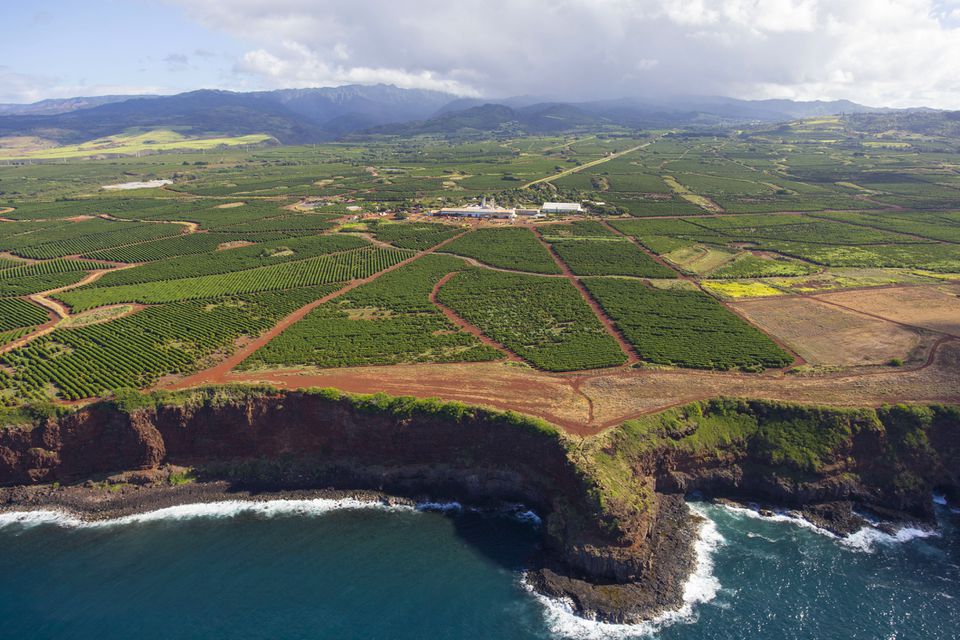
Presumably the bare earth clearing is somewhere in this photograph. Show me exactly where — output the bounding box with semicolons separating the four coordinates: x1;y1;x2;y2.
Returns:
731;296;932;367
219;337;960;436
815;284;960;337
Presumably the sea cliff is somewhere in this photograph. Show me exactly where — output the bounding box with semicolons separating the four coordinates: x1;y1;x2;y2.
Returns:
1;387;958;623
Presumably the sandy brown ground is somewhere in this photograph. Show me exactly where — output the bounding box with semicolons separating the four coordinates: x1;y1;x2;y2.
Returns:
731;296;931;367
814;284;960;337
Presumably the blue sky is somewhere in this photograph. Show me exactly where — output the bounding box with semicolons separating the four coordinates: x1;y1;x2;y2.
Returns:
2;0;960;107
0;1;243;102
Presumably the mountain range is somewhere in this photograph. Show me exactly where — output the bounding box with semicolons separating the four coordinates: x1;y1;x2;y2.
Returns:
0;84;919;146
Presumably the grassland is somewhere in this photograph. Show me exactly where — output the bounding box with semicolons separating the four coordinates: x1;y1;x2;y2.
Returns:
0;129;274;161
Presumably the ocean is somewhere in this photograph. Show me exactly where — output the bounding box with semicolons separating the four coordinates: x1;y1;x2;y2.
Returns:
0;498;957;639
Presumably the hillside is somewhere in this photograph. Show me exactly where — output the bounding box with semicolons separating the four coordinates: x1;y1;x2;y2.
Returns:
0;86;897;151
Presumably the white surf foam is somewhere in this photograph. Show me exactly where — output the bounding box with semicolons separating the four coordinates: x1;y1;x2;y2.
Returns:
933;494;948;506
714;502;939;553
0;509;84;529
526;502;724;639
0;498;412;530
718;503;839;539
840;525;940;553
511;509;544;526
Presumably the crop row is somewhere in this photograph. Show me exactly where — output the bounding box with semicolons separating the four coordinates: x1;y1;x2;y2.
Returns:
436;270;626;371
0;273;89;297
366;222;462;250
0;258;105;279
89;234;371;288
1;220;184;259
242;254;501;369
0;285;341;402
442;228;561;274
83;233;235;263
0;298;50;332
57;246;413;311
582;278;793;371
547;238;677;278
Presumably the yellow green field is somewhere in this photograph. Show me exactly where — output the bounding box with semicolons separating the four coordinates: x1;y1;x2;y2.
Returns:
702;281;785;299
0;129;275;160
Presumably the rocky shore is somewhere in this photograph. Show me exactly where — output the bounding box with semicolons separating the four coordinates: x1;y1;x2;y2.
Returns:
1;387;958;623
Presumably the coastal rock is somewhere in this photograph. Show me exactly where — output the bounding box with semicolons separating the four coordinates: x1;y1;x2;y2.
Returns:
0;390;958;623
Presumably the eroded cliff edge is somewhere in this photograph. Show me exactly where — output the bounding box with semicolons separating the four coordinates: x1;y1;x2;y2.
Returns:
1;387;958;623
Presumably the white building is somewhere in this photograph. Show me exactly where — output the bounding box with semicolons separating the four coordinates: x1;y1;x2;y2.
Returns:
435;197;516;220
437;206;515;219
541;202;583;214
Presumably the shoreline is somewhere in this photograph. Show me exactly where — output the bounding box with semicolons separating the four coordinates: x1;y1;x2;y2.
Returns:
0;475;711;632
0;479;466;524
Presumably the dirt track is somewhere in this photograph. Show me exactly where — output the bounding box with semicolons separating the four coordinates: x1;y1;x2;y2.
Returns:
219;336;960;436
429;272;521;361
531;226;639;365
167;232;469;389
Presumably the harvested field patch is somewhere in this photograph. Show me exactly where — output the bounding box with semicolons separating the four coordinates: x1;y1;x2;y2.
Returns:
815;284;960;337
731;296;929;366
59;304;141;328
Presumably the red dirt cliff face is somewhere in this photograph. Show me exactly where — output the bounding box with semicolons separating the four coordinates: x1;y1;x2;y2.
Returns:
1;391;958;624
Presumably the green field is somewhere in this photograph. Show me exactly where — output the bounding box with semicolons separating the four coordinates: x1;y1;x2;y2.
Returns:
241;255;502;369
436;270;627;371
0;129;274;161
1;113;959;407
583;279;793;370
442;227;561;274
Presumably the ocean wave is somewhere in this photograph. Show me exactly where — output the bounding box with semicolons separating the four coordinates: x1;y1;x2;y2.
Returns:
840;525;940;553
0;497;548;531
511;509;543;526
525;502;724;639
714;502;939;553
717;503;839;539
0;498;414;530
933;494;948;506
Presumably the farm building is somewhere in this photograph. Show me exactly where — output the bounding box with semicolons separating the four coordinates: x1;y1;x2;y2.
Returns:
435;206;515;219
435;199;516;219
541;202;583;214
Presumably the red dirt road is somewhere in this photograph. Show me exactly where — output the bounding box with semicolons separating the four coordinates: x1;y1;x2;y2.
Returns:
531;226;640;365
167;232;468;390
429;272;521;361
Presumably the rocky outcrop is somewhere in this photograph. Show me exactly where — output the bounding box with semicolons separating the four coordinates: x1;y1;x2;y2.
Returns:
0;389;958;623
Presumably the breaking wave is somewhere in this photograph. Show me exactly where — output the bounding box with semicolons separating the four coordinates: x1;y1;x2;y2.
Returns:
0;498;416;530
526;502;724;639
715;502;940;553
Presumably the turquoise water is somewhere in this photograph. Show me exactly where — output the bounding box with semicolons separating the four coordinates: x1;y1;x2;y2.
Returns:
0;499;957;639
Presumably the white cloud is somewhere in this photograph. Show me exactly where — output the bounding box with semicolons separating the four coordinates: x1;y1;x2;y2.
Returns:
233;41;480;95
0;67;169;104
159;0;960;107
